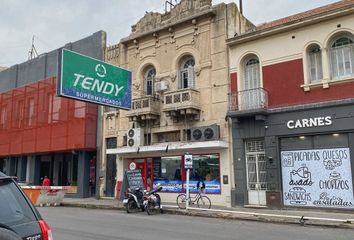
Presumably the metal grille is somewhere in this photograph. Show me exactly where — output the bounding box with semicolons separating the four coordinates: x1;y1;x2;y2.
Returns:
165;95;172;104
106;137;117;149
174;94;181;103
245;139;267;191
182;92;190;102
134;101;142;109
246;140;264;152
142;99;149;108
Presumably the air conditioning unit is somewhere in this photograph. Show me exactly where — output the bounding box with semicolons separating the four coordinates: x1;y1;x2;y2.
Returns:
127;128;144;147
154;80;169;93
191;124;220;142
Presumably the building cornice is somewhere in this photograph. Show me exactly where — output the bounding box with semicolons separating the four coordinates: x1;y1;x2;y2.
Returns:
121;9;216;44
227;6;354;46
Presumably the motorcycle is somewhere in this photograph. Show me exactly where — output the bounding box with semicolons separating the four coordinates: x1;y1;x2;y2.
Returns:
143;185;163;215
123;187;145;213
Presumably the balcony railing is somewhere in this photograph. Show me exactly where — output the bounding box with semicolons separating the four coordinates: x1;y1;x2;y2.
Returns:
162;88;200;113
229;88;268;112
126;96;160;119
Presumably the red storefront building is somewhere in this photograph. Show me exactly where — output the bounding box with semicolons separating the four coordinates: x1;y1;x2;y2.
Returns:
0;31;105;197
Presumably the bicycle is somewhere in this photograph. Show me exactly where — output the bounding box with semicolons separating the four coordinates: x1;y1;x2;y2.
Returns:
176;187;211;209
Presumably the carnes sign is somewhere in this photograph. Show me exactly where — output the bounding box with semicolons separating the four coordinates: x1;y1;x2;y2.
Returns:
58;49;132;109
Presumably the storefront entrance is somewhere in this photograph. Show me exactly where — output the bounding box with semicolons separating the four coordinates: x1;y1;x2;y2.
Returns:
106;154;116;197
129;158;154;190
245;139;267;206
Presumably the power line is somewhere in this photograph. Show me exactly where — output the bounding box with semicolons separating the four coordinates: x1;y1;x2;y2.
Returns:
33;34;53;49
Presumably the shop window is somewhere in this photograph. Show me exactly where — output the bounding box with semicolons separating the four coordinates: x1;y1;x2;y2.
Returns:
330;35;354;80
151;154;221;194
281;133;348;151
280;136;312;151
189;154;221;194
155;156;181;180
307;45;323;82
179;56;195;89
153;156;182;192
313;133;348;149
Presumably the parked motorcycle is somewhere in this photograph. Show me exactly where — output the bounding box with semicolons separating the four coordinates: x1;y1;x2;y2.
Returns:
143;185;163;215
123;187;145;213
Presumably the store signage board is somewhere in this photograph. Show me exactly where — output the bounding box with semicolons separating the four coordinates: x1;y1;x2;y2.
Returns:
184;154;193;169
125;169;144;190
286;116;332;129
57;49;132;109
119;169;144;201
281;148;354;209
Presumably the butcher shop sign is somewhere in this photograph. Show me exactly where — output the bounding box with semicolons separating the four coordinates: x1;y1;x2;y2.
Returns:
281;148;354;209
286;116;332;129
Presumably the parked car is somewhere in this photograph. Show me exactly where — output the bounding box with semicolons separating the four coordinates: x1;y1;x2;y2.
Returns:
0;171;53;240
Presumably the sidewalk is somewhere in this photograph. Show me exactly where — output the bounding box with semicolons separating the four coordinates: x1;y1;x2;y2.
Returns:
60;197;354;229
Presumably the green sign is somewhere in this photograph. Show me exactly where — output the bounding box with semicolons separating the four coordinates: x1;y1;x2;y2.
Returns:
58;49;132;109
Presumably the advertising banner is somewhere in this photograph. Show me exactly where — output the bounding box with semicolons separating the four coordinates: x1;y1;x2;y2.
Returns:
281;148;354;209
153;180;221;194
153;180;182;193
58;49;132;109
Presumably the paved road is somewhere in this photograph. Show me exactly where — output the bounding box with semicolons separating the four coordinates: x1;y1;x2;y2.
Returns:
39;207;353;240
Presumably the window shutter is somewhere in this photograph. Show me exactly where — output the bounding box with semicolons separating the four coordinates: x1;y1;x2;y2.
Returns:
151;80;154;96
177;70;182;89
330;49;337;79
187;66;194;88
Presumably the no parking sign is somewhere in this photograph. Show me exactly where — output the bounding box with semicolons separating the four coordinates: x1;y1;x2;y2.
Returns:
184;154;193;169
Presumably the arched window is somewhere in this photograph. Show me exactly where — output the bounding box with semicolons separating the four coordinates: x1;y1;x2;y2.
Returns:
179;56;195;89
144;67;156;95
240;55;262;110
244;57;260;90
330;35;354;79
307;45;323;82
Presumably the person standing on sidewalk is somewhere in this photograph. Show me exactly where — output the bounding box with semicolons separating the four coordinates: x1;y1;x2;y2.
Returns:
42;176;50;186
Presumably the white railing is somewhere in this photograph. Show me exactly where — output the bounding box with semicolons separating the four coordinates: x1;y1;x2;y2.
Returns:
229;88;268;111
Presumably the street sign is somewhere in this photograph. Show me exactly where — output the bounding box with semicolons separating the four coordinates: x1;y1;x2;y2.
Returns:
184;154;193;169
57;49;132;109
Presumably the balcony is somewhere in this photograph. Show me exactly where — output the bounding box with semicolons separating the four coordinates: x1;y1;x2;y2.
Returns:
228;88;268;117
126;96;160;122
162;89;201;121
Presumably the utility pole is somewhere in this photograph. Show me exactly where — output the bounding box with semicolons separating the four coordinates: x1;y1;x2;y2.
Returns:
28;35;38;60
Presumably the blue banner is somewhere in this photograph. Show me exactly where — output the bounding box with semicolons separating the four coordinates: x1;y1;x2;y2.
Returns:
153;180;221;194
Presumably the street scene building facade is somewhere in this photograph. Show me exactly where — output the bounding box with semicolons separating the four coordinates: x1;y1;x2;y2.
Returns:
228;0;354;209
102;0;253;205
0;31;106;197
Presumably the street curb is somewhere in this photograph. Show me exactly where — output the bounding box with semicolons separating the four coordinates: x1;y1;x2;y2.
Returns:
60;202;354;230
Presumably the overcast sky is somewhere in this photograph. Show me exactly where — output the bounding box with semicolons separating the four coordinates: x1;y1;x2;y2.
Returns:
0;0;338;67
